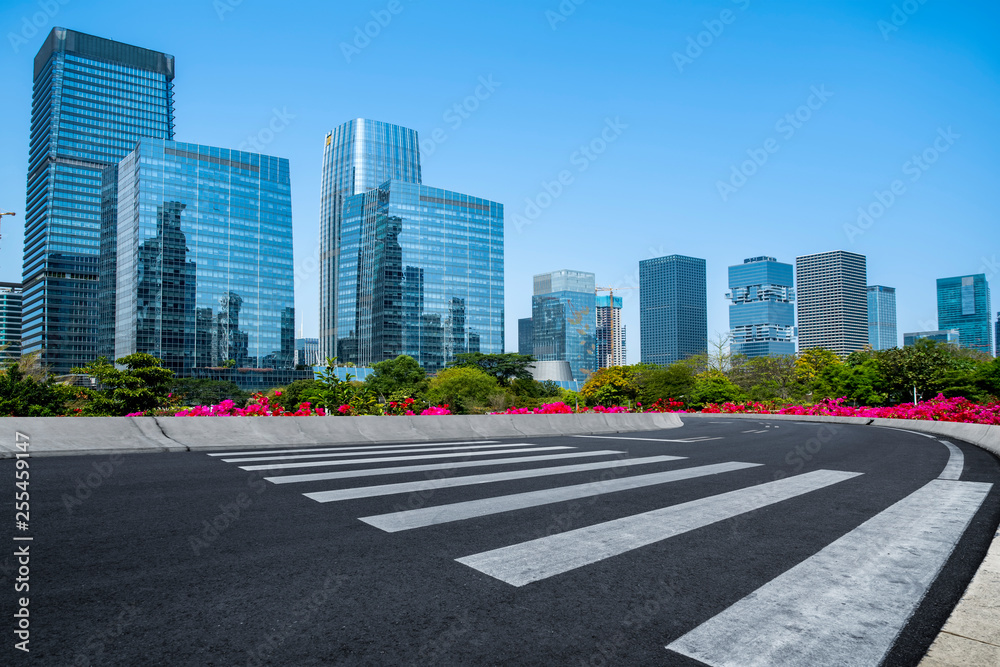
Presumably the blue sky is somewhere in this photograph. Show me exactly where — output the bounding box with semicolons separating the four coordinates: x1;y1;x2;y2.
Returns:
1;0;997;358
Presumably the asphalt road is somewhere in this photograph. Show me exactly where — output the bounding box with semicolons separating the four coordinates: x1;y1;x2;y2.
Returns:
2;418;998;666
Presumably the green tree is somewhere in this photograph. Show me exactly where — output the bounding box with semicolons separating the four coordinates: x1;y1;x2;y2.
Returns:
72;353;175;416
728;355;798;401
689;370;744;408
450;353;535;386
0;365;69;416
975;358;1000;399
635;362;696;407
874;340;954;403
580;366;639;406
426;366;498;412
365;355;428;398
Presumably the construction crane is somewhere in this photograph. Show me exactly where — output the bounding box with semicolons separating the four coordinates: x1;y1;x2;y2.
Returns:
594;286;637;368
0;210;14;243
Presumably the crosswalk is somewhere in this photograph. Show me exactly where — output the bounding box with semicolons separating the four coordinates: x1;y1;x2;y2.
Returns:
209;435;992;665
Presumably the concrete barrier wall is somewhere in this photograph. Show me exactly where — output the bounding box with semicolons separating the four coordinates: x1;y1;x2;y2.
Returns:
682;413;1000;458
0;412;683;457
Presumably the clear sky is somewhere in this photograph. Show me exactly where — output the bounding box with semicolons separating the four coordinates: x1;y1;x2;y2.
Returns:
1;0;997;358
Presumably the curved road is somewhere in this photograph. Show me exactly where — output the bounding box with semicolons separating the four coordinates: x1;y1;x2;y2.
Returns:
2;418;998;665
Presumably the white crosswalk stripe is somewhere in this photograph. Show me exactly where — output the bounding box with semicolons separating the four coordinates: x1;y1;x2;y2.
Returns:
208;440;501;457
456;470;862;586
666;479;992;667
222;442;547;463
236;446;573;471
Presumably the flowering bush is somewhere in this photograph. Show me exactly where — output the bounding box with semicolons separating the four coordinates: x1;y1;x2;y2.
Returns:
176;393;325;417
420;405;451;415
703;394;1000;425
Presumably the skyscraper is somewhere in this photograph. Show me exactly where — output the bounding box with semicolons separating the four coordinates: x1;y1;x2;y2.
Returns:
937;274;993;355
596;295;626;368
532;270;596;381
726;256;795;358
23;28;175;373
903;330;959;347
0;283;23;362
518;317;534;356
335;181;503;372
867;285;897;350
319;119;422;361
795;251;868;356
639;255;707;366
113;139;296;383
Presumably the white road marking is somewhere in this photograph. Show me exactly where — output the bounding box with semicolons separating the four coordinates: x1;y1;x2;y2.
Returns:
572;435;722;443
937;441;964;480
237;446;572;471
223;442;542;463
265;450;630;484
208;440;500;456
873;426;937;438
666;479;992;667
359;461;762;532
302;456;681;503
457;469;862;587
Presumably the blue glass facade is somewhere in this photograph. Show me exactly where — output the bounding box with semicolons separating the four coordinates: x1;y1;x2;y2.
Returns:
518;317;534;356
319;119;422;361
904;330;959;347
727;256;795;358
0;283;23;362
867;285;897;350
937;274;993;355
640;255;707;366
23;28;175;373
335;180;503;371
532;270;596;381
112;139;296;382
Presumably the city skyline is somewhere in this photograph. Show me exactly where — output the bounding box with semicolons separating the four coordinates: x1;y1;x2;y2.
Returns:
1;2;997;364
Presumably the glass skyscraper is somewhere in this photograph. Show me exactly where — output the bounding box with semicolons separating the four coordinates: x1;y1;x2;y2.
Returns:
727;256;795;358
596;295;626;368
335;180;503;372
795;251;868;356
319;119;422;362
532;270;596;382
23;28;175;373
0;283;23;362
867;285;897;350
937;274;993;355
518;317;534;356
639;255;707;366
111;139;296;382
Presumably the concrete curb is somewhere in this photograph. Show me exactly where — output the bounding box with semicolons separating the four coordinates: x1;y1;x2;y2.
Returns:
682;412;1000;666
0;412;683;457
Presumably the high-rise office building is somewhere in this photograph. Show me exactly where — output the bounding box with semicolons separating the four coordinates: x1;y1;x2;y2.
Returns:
996;313;999;357
726;256;795;358
295;338;320;367
532;270;596;381
23;28;175;373
518;317;534;357
904;330;959;347
937;274;993;355
0;283;23;362
867;285;897;350
795;251;868;356
319;119;422;361
112;139;296;383
335;180;503;371
640;255;707;366
596;295;626;368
